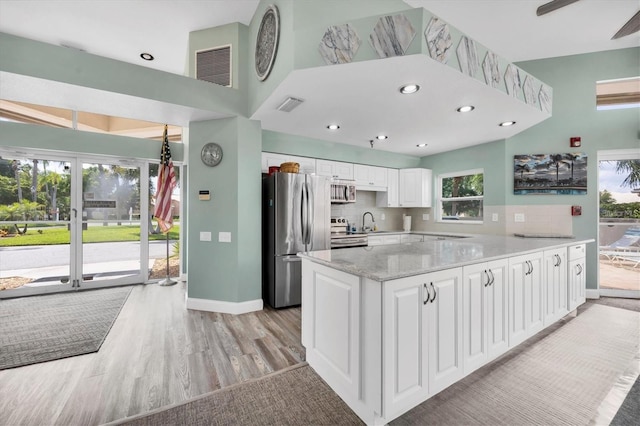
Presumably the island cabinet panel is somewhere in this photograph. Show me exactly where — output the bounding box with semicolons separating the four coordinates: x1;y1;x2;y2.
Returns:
568;244;586;310
427;268;464;395
462;259;509;375
301;262;361;401
543;248;568;326
508;252;544;347
382;277;429;419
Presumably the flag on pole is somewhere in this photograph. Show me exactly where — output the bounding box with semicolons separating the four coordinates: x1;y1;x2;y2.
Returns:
154;124;177;233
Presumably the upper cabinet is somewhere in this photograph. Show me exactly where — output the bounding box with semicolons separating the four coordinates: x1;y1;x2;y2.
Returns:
261;152;316;174
377;168;399;207
399;169;432;208
353;164;387;190
316;159;354;180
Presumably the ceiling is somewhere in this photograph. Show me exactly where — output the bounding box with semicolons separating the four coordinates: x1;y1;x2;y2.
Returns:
0;0;638;156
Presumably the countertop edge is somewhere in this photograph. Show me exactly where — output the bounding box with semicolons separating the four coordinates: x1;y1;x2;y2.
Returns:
298;237;595;282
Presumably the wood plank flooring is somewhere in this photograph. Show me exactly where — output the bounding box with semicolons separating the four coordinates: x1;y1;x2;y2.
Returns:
0;283;305;425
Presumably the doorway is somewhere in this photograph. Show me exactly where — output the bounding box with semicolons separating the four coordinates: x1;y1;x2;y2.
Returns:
597;149;640;299
0;150;153;298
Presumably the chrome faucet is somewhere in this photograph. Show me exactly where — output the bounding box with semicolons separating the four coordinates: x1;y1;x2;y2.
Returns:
362;211;375;232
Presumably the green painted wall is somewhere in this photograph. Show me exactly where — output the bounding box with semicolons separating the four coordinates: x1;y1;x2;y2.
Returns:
419;47;640;290
0;32;244;118
187;117;262;302
419;139;507;207
262;130;420;168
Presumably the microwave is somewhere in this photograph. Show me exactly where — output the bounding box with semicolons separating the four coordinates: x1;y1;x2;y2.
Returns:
330;181;356;203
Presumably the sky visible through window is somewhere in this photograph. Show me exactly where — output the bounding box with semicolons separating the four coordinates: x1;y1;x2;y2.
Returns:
599;160;639;204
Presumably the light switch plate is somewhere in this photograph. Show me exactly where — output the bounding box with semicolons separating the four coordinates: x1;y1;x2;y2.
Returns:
492;213;499;222
219;232;232;243
514;213;525;223
199;231;212;241
381;213;386;220
422;213;429;221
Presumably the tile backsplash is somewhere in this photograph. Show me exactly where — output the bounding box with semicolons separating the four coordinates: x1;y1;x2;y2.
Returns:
330;191;407;232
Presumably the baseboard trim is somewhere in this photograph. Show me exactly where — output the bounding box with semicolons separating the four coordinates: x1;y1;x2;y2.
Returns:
186;297;263;315
586;289;600;299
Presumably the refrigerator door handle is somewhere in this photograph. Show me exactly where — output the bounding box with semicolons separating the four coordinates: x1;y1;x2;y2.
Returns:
306;181;314;250
301;182;308;246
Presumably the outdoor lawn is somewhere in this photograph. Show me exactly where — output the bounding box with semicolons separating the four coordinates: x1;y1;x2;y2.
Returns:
0;224;179;246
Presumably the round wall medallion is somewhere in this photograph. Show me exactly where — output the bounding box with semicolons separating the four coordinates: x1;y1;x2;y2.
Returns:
255;4;280;81
201;142;223;167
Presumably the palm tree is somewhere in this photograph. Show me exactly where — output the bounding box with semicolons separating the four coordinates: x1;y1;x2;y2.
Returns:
614;160;640;189
548;154;567;186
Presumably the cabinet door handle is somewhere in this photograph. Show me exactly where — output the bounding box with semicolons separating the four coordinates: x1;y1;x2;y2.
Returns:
576;264;583;275
488;269;495;286
429;283;437;303
423;283;430;305
484;270;490;287
557;254;562;267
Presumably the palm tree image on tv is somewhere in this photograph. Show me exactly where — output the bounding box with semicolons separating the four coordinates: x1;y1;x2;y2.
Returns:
514;153;587;195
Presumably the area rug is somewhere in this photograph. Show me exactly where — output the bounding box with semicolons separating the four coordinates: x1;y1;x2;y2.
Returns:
112;304;639;426
0;286;132;370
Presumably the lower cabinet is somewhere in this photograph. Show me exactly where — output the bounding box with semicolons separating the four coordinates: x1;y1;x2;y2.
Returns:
401;234;423;243
462;259;509;375
383;268;463;419
508;252;544;347
543;248;568;326
568;244;586;310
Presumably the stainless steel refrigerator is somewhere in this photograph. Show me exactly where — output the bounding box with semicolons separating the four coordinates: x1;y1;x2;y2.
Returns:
263;173;330;308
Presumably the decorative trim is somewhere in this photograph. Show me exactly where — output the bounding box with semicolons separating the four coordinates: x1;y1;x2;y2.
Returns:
186;296;263;315
586;289;600;299
599;289;640;299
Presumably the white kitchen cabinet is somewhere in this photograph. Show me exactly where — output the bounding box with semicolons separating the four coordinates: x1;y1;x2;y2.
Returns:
316;159;354;180
508;252;543;347
398;168;432;207
354;164;388;190
383;267;463;419
401;234;423;243
261;152;316;174
543;248;568;326
568;244;586;311
368;234;402;246
462;259;509;375
377;168;399;207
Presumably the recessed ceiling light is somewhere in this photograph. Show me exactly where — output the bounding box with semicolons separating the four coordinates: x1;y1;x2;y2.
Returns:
456;105;475;113
416;143;428;147
499;121;516;127
140;52;154;61
376;135;388;140
327;124;340;130
400;84;420;94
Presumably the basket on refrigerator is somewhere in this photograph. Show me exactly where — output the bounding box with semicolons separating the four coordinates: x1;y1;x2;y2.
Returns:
279;162;300;173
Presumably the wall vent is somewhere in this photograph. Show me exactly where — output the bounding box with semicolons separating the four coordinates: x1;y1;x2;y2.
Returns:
276;97;304;112
196;45;231;87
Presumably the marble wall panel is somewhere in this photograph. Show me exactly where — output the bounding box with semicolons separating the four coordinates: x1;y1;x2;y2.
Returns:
539;84;553;114
425;17;453;64
482;51;501;88
369;14;416;58
319;24;361;65
456;36;479;77
523;76;539;107
504;64;522;98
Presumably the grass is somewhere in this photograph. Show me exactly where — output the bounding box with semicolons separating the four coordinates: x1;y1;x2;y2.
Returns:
0;224;179;247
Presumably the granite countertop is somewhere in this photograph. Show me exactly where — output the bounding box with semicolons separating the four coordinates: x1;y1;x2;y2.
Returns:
298;235;594;282
365;230;475;238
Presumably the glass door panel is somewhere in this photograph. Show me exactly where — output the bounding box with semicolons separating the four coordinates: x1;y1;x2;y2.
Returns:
598;155;640;298
80;161;146;287
0;154;74;297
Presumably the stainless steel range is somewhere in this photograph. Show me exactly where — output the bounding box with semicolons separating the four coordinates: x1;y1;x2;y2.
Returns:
331;217;368;249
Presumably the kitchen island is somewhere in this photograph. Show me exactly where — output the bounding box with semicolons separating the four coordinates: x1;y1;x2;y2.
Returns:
299;235;593;425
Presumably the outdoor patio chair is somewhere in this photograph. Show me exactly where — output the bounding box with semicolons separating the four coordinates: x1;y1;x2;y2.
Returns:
599;226;640;265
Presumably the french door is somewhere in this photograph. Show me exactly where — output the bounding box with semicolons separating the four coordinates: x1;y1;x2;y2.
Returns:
0;149;150;298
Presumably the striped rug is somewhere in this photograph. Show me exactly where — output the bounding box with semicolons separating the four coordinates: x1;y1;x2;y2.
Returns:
113;303;639;425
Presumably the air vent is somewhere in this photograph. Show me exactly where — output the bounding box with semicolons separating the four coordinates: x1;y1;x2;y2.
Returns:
276;97;304;112
196;46;231;87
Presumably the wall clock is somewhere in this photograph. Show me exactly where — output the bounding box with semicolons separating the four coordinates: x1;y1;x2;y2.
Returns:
201;142;223;167
255;4;280;81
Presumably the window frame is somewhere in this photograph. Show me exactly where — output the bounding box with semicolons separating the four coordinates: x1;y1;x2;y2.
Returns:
436;168;484;224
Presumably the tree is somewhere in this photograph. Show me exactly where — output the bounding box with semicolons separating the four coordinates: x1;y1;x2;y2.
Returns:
614;160;640;189
600;190;616;206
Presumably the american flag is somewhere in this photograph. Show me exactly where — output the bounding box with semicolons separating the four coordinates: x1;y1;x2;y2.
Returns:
154;124;177;233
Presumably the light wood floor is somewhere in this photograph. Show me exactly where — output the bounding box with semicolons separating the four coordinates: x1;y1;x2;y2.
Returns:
0;283;305;425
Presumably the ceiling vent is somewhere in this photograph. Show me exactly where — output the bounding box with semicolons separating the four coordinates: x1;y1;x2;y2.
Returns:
196;45;231;87
276;97;304;112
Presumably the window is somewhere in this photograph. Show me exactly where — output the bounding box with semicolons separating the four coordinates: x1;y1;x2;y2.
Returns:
596;77;640;111
437;169;484;223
